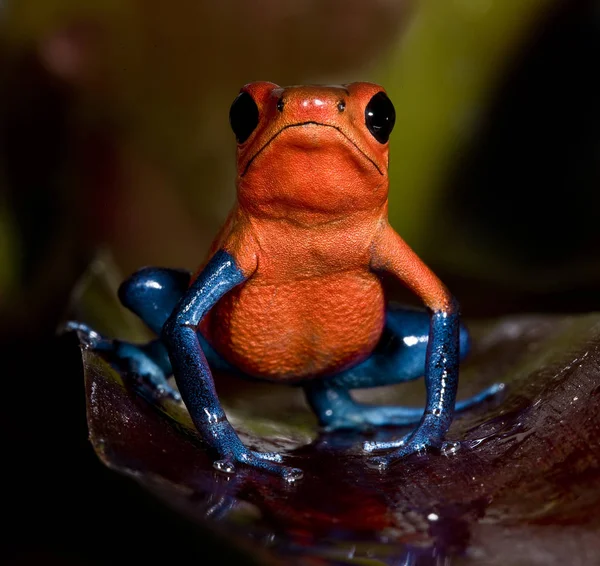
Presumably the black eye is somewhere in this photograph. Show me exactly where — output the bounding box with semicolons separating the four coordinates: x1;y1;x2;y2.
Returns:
229;92;259;143
365;92;395;144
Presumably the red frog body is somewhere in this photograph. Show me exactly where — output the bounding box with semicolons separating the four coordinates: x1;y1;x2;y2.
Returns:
200;83;448;383
200;207;386;382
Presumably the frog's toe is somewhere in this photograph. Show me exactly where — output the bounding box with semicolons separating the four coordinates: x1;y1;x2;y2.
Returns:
167;387;181;402
281;466;304;483
213;451;303;482
363;432;410;453
251;450;284;463
247;452;303;482
365;433;439;470
152;382;182;402
365;455;392;471
132;370;181;403
60;321;106;349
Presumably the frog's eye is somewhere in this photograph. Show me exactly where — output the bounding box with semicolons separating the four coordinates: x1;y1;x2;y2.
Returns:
365;92;396;144
229;92;259;144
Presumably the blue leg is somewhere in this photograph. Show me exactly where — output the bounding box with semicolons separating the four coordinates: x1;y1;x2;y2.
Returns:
67;267;190;401
118;267;237;371
68;259;300;479
66;267;232;402
162;250;303;481
304;306;501;432
63;317;182;401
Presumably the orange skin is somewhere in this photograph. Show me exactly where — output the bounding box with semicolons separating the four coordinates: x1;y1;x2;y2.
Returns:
197;82;454;383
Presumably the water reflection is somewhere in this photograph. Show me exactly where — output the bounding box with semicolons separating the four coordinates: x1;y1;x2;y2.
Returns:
79;310;600;564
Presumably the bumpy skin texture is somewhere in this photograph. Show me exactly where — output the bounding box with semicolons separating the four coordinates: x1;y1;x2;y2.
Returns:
73;82;501;479
201;83;451;382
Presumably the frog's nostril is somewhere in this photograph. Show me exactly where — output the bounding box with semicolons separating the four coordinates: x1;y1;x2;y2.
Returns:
337;100;346;113
276;97;285;112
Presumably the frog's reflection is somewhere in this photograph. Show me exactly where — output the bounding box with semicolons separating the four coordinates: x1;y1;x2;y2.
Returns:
184;476;464;566
147;428;483;566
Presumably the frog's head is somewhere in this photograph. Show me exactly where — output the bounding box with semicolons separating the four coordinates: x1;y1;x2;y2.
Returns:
229;81;395;218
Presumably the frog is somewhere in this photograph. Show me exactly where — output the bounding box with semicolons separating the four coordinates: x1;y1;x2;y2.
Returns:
68;82;501;481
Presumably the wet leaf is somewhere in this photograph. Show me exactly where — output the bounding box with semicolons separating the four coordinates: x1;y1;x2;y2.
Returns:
72;301;600;565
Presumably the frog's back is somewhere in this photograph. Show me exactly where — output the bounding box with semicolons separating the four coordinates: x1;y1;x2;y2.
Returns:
200;213;386;382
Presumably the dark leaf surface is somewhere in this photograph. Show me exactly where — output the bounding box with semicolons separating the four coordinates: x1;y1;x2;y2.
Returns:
75;309;600;565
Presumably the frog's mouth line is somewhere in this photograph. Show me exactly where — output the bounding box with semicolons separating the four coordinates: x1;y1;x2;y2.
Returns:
241;122;384;177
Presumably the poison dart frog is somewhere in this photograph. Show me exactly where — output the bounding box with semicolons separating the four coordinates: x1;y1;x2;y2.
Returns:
69;82;501;481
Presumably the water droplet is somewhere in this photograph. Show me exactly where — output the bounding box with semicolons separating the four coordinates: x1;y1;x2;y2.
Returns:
441;441;461;456
213;460;236;474
366;457;389;471
283;468;304;483
415;443;428;456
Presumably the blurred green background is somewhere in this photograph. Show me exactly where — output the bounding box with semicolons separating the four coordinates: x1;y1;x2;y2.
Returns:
2;0;599;339
1;1;599;564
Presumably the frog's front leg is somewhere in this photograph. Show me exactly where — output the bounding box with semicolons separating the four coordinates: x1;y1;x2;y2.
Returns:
364;305;460;468
162;249;303;482
357;224;502;469
304;306;500;431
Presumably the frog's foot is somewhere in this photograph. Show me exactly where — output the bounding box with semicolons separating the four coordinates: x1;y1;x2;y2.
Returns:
212;450;303;483
62;321;180;402
205;422;303;482
304;381;503;432
304;383;412;431
109;340;181;402
361;382;504;454
365;421;443;470
61;321;105;349
362;384;506;469
304;385;433;432
322;403;425;431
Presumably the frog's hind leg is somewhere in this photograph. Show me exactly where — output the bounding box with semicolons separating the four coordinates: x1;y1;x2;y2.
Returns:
68;267;237;401
67;268;191;401
303;306;501;431
67;322;180;401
